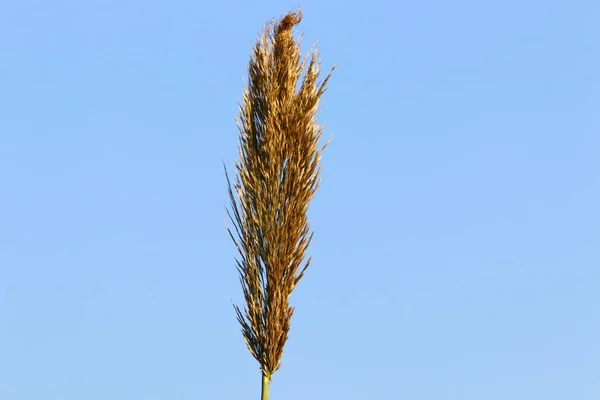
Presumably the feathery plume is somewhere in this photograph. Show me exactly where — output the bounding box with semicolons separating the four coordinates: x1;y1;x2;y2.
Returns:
225;8;335;400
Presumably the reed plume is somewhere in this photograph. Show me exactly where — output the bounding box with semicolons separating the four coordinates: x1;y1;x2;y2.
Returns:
225;8;334;400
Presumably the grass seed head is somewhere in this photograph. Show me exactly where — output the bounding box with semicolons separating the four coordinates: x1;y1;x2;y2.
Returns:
226;8;334;379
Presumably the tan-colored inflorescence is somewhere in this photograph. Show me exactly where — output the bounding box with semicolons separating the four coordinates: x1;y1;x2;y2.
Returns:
226;9;334;381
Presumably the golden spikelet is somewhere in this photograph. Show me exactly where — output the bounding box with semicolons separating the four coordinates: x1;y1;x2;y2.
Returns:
225;8;335;385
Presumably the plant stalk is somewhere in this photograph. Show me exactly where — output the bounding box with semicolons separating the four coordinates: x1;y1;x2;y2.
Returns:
261;373;270;400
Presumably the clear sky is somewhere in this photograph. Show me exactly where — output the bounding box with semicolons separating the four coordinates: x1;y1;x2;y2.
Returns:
0;1;598;399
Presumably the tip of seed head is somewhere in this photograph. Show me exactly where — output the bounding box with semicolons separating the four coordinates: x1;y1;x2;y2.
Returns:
276;9;302;35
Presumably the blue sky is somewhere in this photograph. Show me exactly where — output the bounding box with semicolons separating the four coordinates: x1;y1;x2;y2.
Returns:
0;0;598;399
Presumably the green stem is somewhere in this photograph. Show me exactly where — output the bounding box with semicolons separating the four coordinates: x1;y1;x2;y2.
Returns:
261;373;270;400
